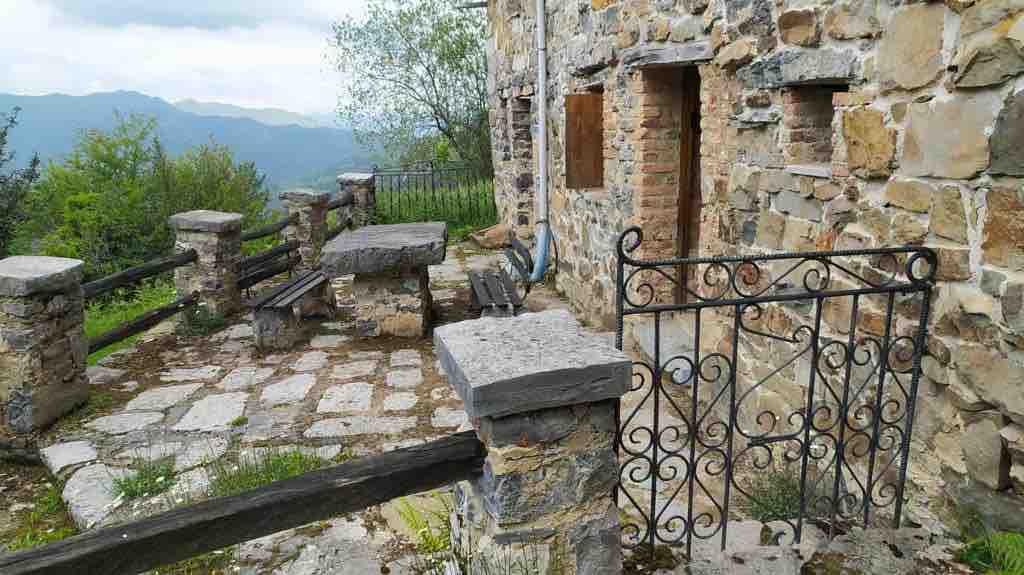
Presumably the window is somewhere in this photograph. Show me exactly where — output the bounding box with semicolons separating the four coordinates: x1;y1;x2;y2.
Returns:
781;86;846;176
565;93;604;188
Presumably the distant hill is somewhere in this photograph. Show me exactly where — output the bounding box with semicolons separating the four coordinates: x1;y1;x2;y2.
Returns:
0;91;378;193
173;99;333;129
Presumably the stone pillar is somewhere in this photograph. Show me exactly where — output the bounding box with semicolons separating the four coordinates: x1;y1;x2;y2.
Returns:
435;310;631;574
0;256;89;433
338;173;376;226
281;189;329;272
169;210;243;318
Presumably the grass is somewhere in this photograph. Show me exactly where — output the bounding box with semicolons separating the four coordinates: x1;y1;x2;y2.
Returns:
206;449;334;498
958;531;1024;574
375;179;498;242
113;458;177;500
69;390;116;421
398;493;564;575
5;480;77;552
85;280;177;365
229;415;248;427
740;468;805;523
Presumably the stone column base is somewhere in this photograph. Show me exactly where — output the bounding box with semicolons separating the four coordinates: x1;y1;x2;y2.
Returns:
352;268;431;338
254;306;302;352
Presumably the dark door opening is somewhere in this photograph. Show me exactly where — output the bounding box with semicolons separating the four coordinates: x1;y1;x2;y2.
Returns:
676;67;702;303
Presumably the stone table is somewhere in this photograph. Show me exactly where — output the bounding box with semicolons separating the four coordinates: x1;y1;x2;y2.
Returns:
322;222;447;338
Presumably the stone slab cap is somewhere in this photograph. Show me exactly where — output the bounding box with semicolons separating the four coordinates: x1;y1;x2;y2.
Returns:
337;173;375;185
321;222;447;276
169;210;244;233
434;309;632;419
0;256;83;297
280;188;329;206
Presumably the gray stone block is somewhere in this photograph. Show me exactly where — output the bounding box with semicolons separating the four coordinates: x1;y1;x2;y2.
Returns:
0;256;83;297
321;223;448;275
434;310;631;418
168;210;243;233
337;173;375;185
621;40;713;68
280;188;329;205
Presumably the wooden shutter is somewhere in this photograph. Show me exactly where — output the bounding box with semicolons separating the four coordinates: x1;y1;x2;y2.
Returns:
565;93;604;189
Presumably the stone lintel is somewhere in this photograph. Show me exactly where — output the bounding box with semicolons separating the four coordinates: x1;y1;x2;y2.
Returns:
322;223;447;276
434;310;631;419
621;40;713;69
281;188;330;206
169;210;243;234
0;256;84;297
337;173;375;186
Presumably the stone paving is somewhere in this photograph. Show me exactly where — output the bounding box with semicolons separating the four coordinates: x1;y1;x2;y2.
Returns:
35;243;541;574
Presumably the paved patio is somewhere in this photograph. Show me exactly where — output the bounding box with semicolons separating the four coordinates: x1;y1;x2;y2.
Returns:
34;243;569;574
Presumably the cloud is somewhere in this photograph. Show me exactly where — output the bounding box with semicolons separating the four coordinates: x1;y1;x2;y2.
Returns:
0;0;363;115
39;0;357;31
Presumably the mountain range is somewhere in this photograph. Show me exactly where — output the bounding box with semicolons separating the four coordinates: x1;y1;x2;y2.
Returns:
0;91;377;192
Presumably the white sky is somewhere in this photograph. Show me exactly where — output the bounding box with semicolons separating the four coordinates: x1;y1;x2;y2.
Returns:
0;0;366;115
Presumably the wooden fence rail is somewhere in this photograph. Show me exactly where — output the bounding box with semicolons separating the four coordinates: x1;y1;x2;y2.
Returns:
87;292;199;355
327;189;354;212
82;250;198;300
239;240;299;273
240;214;297;243
0;432;486;575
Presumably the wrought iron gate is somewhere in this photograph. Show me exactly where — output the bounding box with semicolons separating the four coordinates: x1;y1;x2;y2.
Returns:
613;226;936;558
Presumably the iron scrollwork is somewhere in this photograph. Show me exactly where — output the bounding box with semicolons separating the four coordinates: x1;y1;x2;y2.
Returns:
614;226;935;560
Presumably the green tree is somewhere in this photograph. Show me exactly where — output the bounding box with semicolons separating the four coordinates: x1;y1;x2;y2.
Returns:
14;114;269;279
331;0;492;176
0;108;40;257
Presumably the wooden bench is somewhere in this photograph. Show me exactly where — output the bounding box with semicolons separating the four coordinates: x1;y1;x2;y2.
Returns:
468;237;535;318
250;269;336;351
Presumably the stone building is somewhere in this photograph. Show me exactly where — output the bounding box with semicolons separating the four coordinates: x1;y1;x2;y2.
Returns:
484;0;1024;534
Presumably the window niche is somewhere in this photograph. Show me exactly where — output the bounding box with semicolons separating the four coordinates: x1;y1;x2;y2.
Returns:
781;85;847;178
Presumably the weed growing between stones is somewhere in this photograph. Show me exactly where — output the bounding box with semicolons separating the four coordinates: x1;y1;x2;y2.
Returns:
113;458;176;500
69;390;116;421
229;415;248;427
4;479;77;552
957;531;1024;574
398;494;566;575
149;546;237;575
206;449;330;498
740;468;804;523
180;304;227;337
622;544;679;574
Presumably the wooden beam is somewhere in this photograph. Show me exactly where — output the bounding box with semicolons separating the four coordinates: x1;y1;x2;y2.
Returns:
240;214;296;243
82;250;197;300
0;432;485;575
87;293;198;355
237;258;297;292
239;241;298;272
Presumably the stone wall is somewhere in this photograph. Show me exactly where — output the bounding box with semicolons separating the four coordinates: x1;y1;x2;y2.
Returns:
486;0;1024;532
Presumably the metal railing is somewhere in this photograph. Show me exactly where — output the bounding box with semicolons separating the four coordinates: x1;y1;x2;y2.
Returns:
613;226;936;559
372;161;494;224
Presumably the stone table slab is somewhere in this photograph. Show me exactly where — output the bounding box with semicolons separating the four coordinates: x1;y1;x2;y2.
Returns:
321;223;447;276
434;309;632;418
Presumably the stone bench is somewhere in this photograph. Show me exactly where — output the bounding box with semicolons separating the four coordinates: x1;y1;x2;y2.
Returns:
434;309;631;573
321;222;447;338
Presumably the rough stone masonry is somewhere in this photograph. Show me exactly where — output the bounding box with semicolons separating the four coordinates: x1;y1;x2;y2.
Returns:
486;0;1024;534
436;310;632;574
0;256;88;433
